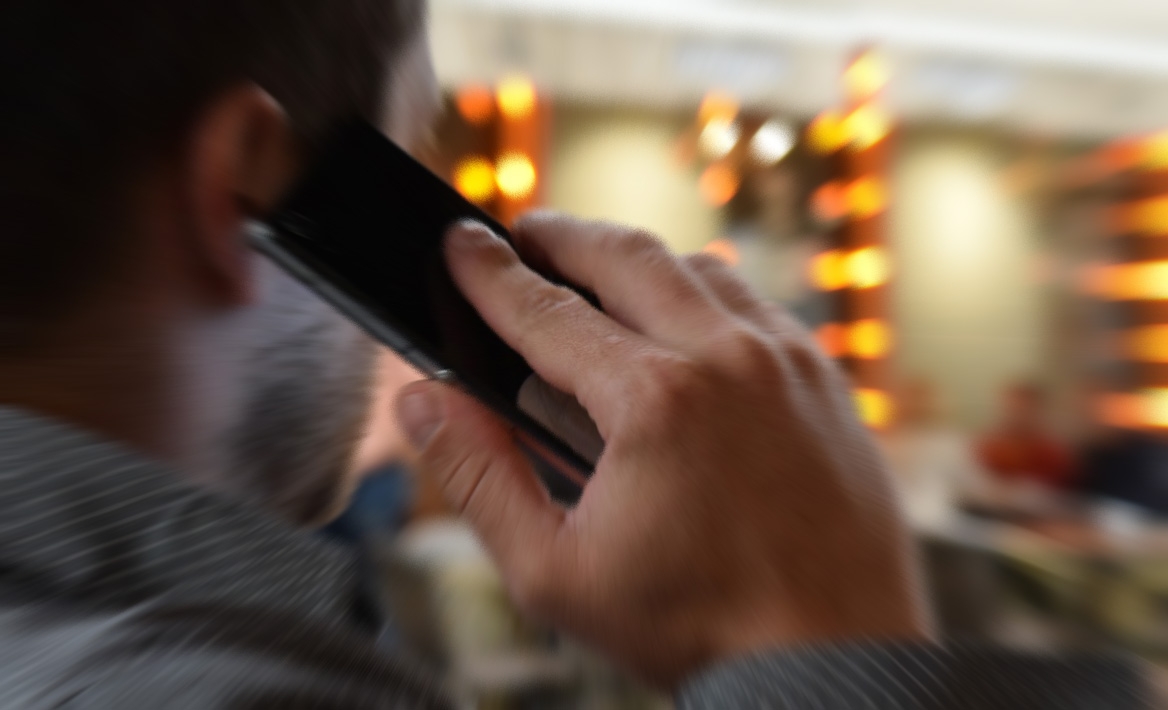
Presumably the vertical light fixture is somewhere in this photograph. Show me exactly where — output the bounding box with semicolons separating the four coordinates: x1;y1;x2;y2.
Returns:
808;48;896;429
495;75;546;226
1087;129;1168;430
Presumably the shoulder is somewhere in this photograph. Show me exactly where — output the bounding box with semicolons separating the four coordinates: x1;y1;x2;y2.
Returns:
0;600;450;709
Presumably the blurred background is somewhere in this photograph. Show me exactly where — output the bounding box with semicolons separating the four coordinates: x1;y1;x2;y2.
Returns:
344;0;1168;707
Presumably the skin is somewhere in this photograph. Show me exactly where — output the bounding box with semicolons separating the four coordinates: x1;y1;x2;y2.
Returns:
0;34;442;527
398;215;935;690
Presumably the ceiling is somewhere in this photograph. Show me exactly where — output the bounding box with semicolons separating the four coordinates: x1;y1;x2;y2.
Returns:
429;0;1168;139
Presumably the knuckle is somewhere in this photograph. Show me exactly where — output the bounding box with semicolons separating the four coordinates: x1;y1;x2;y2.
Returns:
720;328;783;377
684;252;729;275
603;228;669;266
517;283;579;324
632;351;703;411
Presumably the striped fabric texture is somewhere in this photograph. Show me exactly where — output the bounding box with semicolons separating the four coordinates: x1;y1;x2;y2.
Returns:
0;406;1152;708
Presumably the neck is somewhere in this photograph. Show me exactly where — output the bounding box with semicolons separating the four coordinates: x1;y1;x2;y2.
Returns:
0;318;185;466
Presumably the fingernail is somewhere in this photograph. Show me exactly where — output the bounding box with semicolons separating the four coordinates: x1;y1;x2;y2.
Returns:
398;387;444;449
448;220;498;249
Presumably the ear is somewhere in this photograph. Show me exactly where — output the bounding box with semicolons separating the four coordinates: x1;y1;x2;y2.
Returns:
181;84;299;307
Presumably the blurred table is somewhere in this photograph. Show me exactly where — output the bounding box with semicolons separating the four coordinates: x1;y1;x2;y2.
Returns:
917;501;1168;654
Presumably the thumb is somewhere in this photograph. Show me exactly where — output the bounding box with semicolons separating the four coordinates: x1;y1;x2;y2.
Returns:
396;381;565;595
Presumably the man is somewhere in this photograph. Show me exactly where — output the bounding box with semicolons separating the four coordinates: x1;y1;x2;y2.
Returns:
0;1;1147;708
976;382;1076;491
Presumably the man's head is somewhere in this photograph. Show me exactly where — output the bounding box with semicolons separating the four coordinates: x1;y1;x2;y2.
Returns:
1000;381;1047;433
0;0;438;525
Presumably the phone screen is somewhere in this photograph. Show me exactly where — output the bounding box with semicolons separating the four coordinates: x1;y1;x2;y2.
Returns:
255;120;598;490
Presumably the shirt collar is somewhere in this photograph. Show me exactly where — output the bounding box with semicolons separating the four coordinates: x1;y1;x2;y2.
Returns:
0;406;359;623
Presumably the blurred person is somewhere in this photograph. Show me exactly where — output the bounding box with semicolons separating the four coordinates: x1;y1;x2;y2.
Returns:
882;377;989;530
976;381;1077;493
0;3;1145;710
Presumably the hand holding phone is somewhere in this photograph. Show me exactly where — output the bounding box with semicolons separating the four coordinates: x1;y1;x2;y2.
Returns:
248;120;601;501
397;213;929;690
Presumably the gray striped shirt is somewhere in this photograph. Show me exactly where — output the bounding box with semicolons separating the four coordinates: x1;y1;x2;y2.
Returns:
0;406;1150;708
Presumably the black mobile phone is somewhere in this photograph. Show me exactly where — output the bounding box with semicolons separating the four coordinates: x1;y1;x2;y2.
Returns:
247;119;599;501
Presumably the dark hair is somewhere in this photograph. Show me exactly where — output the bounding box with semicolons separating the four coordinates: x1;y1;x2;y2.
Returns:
0;0;423;349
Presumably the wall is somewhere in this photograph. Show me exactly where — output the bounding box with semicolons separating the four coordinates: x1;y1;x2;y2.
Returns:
546;105;722;254
891;130;1047;429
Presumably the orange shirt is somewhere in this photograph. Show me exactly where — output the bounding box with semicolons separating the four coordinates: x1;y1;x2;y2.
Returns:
975;433;1076;489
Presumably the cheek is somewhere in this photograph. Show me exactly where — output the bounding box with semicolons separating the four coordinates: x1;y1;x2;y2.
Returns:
382;35;440;154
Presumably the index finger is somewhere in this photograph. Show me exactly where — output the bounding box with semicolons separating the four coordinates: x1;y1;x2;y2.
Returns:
445;220;654;432
510;212;727;344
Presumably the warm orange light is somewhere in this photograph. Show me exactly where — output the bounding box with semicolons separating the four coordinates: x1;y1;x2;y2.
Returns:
844;52;889;101
844;105;892;151
455;85;494;125
1097;393;1143;429
497;76;537;120
1092;261;1168;300
1143;389;1168;428
1097;140;1142;175
1079;263;1116;297
807;111;848;154
1117;197;1168;235
699;164;740;207
1126;325;1168;362
812;182;849;222
846;247;890;289
810;250;848;291
848;319;892;359
855;388;893;429
1141;131;1168;171
817;323;847;358
453;156;496;203
702;238;740;266
847;177;888;219
699;92;739;124
496;153;537;200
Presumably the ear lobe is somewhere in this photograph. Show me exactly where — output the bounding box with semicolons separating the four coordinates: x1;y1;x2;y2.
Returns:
183;85;300;307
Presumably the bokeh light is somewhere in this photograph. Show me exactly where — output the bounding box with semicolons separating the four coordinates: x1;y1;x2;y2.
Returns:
1091;261;1168;300
845;51;889;101
807;110;849;154
847;177;888;219
455;85;494;125
811;250;848;291
817;323;847;358
1117;197;1168;235
497;75;537;120
848;319;893;359
846;247;891;289
1127;325;1168;362
1141;131;1168;171
453;156;496;203
750;120;796;166
1098;393;1144;429
699;92;739;124
812;182;849;221
701;238;740;266
1143;388;1168;428
496;152;537;200
699;119;741;160
844;105;892;151
854;388;893;429
699;164;740;206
